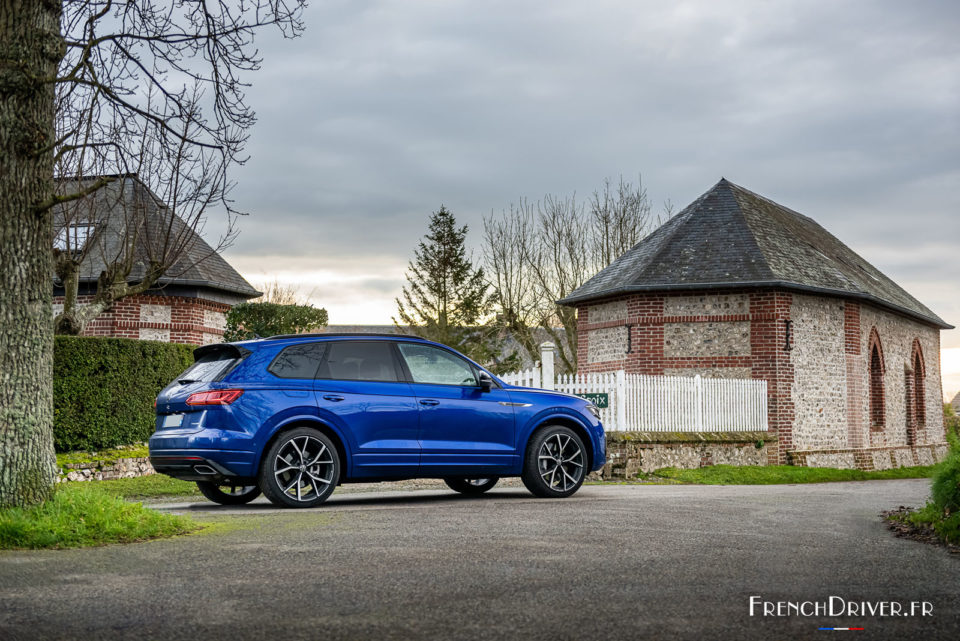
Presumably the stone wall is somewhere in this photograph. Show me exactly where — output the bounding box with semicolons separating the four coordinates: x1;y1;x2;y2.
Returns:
592;431;775;479
59;457;155;482
789;443;950;470
587;326;628;364
859;304;945;448
663;321;750;358
52;293;231;345
789;294;848;450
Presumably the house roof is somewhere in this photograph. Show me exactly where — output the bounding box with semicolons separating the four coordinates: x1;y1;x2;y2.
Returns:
54;175;260;300
559;179;952;329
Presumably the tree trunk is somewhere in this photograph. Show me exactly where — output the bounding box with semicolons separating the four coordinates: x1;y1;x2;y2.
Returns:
0;0;63;506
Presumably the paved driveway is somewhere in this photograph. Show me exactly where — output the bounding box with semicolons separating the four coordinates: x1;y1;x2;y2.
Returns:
1;480;957;640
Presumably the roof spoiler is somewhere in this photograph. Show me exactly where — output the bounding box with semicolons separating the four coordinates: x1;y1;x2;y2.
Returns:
192;343;251;361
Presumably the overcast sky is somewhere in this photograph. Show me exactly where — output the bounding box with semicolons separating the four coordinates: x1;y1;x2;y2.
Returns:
209;0;959;396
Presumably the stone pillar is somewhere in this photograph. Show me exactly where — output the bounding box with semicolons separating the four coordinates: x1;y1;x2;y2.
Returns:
540;342;555;390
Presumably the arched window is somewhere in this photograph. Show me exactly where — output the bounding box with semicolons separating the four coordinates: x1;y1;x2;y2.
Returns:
912;341;926;428
868;330;885;430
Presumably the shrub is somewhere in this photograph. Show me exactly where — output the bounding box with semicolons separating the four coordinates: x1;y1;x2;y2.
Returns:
223;301;328;341
930;406;960;515
54;336;194;451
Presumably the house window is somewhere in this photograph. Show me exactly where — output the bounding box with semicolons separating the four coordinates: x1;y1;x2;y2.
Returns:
913;343;925;428
54;224;94;251
868;331;885;430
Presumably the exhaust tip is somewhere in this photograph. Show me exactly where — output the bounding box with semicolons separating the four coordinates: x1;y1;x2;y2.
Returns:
193;465;217;475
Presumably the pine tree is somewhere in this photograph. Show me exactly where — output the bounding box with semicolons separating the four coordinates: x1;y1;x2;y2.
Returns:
395;206;493;362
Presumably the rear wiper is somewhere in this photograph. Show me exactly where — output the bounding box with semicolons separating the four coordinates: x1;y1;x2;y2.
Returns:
177;378;199;385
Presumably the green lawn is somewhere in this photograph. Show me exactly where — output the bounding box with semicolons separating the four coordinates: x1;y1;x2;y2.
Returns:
648;464;938;485
90;474;201;499
0;484;196;550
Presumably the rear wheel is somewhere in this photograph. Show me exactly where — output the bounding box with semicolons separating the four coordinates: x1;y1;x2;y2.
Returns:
196;481;261;505
521;426;586;498
444;477;499;495
260;427;340;508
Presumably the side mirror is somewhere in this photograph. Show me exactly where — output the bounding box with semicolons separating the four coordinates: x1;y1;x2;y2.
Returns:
478;371;493;392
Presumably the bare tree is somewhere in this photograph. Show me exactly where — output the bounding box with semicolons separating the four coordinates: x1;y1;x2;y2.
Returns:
0;0;306;507
483;176;668;374
53;103;238;333
253;278;311;306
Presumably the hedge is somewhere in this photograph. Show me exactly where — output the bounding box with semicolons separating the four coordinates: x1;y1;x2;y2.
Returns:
54;336;195;452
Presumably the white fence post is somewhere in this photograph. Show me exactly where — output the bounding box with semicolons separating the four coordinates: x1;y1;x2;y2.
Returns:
615;369;626;431
695;374;704;431
540;342;555;390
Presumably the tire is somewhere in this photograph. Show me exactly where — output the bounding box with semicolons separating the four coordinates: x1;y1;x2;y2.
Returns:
444;477;499;495
259;427;340;508
521;426;587;498
196;481;261;505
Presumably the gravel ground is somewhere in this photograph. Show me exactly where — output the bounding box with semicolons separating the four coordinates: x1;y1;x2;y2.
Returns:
1;480;958;640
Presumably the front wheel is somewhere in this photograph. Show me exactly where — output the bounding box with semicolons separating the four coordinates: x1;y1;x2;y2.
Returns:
196;481;261;505
444;477;499;495
259;428;340;508
521;426;587;498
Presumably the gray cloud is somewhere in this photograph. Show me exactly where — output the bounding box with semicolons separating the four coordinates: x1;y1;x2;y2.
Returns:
207;0;958;348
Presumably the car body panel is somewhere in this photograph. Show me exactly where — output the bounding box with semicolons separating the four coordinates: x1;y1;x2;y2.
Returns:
313;379;420;477
410;382;518;474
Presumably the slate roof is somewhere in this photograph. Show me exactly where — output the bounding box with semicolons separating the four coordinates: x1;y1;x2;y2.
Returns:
54;175;260;300
559;179;952;329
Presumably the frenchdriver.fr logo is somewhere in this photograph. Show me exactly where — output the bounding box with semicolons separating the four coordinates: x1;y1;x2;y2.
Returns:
749;595;933;631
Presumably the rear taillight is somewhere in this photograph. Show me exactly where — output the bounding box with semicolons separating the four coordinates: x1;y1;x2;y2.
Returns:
185;389;244;406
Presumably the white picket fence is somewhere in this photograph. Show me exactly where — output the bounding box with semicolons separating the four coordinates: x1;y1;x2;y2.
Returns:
500;367;768;432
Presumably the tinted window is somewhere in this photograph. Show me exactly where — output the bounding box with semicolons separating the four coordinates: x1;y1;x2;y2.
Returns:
317;341;400;382
398;344;477;386
177;350;239;383
268;343;326;379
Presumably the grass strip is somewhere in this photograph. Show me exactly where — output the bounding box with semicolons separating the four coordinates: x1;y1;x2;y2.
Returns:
649;464;937;485
903;503;960;545
0;484;196;550
89;474;201;499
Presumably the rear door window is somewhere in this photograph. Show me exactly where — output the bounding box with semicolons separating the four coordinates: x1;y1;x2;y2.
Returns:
268;343;327;379
316;341;401;382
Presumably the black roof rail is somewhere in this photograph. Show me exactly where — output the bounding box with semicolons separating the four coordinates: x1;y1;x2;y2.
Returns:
264;332;427;341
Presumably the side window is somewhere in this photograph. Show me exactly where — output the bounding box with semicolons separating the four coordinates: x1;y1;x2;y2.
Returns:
317;341;400;382
398;343;477;386
268;343;327;379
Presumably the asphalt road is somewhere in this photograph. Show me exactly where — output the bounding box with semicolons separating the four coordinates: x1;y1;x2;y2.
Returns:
1;480;958;640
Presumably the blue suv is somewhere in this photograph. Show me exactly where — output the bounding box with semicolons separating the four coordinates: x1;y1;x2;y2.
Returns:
149;334;606;508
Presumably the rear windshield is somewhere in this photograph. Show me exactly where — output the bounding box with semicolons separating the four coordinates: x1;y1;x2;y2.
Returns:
177;350;240;383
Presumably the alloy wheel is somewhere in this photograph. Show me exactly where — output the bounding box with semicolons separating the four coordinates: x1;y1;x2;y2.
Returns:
274;435;336;503
537;433;584;492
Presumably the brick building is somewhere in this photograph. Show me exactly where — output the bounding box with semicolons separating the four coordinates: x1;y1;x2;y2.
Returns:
53;175;260;345
559;179;952;469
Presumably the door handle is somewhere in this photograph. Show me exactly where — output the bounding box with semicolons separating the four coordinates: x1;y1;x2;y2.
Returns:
322;394;345;402
419;399;440;406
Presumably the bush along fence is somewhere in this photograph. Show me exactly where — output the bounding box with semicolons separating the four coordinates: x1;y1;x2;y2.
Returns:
54;335;194;452
500;342;773;478
499;343;768;432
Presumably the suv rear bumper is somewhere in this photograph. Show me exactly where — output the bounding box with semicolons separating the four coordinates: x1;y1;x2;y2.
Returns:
148;455;250;482
149;428;258;480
